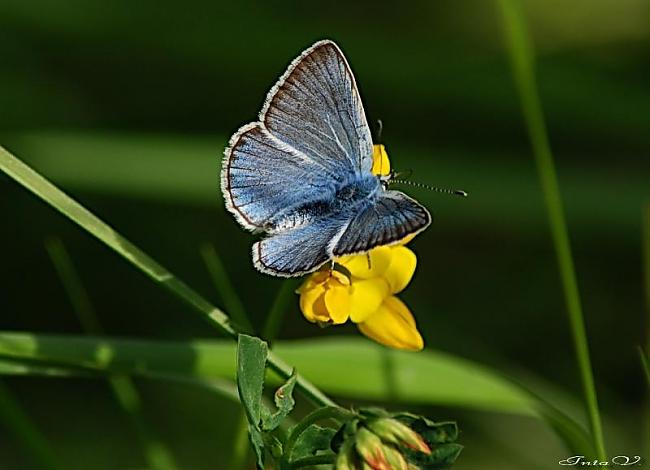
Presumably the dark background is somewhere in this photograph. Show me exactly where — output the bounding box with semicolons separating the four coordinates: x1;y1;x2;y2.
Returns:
1;0;648;468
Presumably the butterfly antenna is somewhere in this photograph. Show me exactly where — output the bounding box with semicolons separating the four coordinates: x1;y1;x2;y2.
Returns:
376;119;384;143
391;179;468;197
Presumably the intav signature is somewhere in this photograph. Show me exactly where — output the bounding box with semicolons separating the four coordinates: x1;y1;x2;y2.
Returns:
559;455;643;466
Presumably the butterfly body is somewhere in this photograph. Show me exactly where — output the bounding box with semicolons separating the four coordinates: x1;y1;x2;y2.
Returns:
222;40;431;277
267;173;380;233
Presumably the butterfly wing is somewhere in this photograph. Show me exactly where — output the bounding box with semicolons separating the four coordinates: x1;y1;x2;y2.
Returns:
222;123;338;231
253;215;348;277
260;40;374;176
331;191;431;257
222;40;373;232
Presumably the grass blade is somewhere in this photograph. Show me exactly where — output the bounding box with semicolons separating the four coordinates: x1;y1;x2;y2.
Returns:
0;144;334;408
0;380;68;470
200;243;254;334
262;279;300;344
45;238;179;470
0;332;561;415
497;0;607;460
0;145;235;336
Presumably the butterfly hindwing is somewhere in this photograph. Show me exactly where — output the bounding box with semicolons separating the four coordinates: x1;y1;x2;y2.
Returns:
253;215;347;277
331;191;431;257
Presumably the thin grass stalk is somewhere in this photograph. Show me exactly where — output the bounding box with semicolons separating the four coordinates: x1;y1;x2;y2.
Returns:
496;0;606;460
45;238;179;470
262;279;300;344
0;145;334;409
199;243;254;470
642;204;650;456
200;243;254;333
0;380;67;470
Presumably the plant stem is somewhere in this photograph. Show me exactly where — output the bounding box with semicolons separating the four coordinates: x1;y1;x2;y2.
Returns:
0;145;335;409
642;204;650;457
284;406;354;460
496;0;606;460
199;246;259;470
263;279;300;344
0;380;67;470
45;238;179;470
200;243;254;334
229;412;251;470
290;454;336;468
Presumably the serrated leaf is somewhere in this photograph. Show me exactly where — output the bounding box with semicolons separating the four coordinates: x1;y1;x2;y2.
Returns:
405;443;463;470
393;415;461;469
248;427;265;470
262;369;297;431
290;424;337;461
236;334;268;469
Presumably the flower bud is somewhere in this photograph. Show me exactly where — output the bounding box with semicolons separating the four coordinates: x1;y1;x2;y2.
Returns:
335;439;360;470
355;427;392;470
367;418;431;454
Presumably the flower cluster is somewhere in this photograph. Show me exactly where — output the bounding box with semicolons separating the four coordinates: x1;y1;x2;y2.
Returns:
333;408;461;470
297;145;424;351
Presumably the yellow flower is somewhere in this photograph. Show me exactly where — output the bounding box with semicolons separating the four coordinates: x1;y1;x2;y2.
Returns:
296;145;424;351
371;144;391;177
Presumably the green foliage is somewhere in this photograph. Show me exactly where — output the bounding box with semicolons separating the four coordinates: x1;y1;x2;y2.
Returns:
236;335;268;468
497;0;607;460
289;425;337;461
332;408;461;470
262;370;297;432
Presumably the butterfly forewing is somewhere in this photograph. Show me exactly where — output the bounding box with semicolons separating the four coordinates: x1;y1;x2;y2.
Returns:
260;40;374;176
222;123;336;230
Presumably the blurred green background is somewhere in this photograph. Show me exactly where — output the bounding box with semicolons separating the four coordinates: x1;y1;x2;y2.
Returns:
1;0;648;468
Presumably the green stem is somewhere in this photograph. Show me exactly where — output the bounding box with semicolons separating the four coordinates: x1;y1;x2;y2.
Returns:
290;454;336;468
0;145;334;409
200;243;254;334
263;279;300;344
642;204;650;457
45;238;179;470
284;406;354;460
229;412;251;470
0;380;67;470
497;0;606;460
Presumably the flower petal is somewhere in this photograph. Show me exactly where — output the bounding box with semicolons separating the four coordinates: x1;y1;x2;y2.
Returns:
296;270;328;294
338;246;392;279
357;296;424;351
349;278;390;323
299;283;327;323
371;144;391;176
324;285;350;324
383;246;417;294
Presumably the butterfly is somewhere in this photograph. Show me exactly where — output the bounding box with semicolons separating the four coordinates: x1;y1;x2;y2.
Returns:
221;40;431;277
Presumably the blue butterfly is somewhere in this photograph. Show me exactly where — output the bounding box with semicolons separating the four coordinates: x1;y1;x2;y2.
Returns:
221;40;431;277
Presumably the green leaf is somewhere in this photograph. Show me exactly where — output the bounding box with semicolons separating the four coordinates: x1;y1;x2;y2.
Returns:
0;144;334;408
262;369;297;432
0;331;591;455
407;443;463;470
248;428;265;470
392;415;462;469
289;424;336;461
237;335;268;426
236;334;268;469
